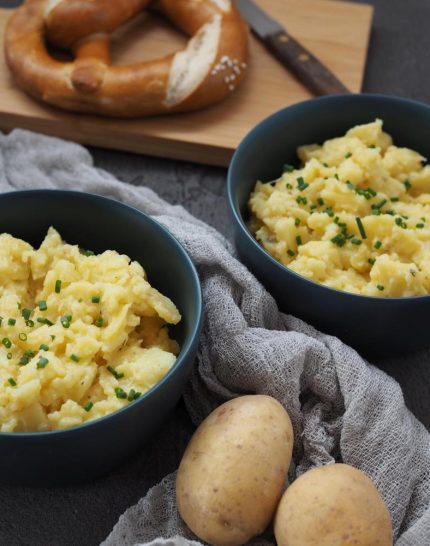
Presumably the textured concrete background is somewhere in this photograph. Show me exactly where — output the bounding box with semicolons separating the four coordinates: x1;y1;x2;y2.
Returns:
1;1;430;545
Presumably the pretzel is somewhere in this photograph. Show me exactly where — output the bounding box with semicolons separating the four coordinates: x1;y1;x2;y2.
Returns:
4;0;249;117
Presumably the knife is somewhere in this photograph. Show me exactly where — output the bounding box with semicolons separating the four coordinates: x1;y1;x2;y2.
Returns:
236;0;350;96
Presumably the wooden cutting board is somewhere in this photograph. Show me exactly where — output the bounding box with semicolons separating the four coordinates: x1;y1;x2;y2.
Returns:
0;0;373;167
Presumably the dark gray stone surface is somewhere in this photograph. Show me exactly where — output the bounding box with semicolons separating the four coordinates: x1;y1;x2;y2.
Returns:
1;1;429;545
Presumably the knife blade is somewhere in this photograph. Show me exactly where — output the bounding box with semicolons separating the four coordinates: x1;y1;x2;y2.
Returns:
236;0;350;96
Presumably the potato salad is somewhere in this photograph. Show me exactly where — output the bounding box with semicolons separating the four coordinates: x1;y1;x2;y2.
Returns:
0;228;181;432
249;119;430;297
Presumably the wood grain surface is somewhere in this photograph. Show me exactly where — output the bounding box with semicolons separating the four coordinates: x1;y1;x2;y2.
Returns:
0;0;373;166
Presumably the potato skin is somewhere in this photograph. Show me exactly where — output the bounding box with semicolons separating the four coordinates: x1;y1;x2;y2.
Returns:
274;463;393;546
176;395;294;546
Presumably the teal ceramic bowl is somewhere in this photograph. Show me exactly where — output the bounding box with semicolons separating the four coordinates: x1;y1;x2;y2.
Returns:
227;94;430;358
0;190;202;485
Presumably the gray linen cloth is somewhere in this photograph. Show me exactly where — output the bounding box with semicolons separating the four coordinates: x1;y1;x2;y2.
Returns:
0;130;429;546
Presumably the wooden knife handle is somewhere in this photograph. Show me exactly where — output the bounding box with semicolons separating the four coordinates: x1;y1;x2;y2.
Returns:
265;31;350;96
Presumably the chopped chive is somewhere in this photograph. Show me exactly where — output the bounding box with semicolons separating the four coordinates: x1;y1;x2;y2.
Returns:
95;316;104;328
374;240;382;249
128;389;136;402
70;354;80;362
296;196;308;205
84;401;94;412
421;217;426;222
351;238;362;245
37;317;53;326
368;144;376;149
377;285;385;291
2;338;12;349
283;164;295;173
385;210;395;216
347;181;377;200
7;318;16;326
17;303;21;310
324;207;334;217
36;357;49;369
310;203;317;210
24;350;35;358
395;217;407;229
7;352;12;360
390;197;400;202
91;296;100;304
115;387;127;399
287;249;295;257
410;269;417;277
371;199;387;210
84;250;95;256
55;280;62;293
38;301;47;311
21;308;31;321
18;332;27;341
133;391;142;400
368;258;376;266
39;344;49;351
294;217;301;226
61;315;71;329
26;319;35;327
416;223;425;229
50;335;56;341
323;162;329;168
296;235;302;245
286;183;293;190
334;216;340;224
344;152;352;158
297;177;309;191
356;217;367;239
403;179;412;191
317;197;324;206
19;356;30;365
0;317;2;327
334;174;339;180
107;365;124;380
372;209;381;216
7;378;16;387
331;234;346;247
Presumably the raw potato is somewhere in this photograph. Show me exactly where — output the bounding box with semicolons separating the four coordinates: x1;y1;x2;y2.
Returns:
274;463;393;546
176;395;294;546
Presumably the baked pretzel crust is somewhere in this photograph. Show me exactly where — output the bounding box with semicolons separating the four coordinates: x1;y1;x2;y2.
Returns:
4;0;249;117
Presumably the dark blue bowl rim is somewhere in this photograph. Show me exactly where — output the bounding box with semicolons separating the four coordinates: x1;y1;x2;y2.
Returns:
227;93;430;304
0;189;203;437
